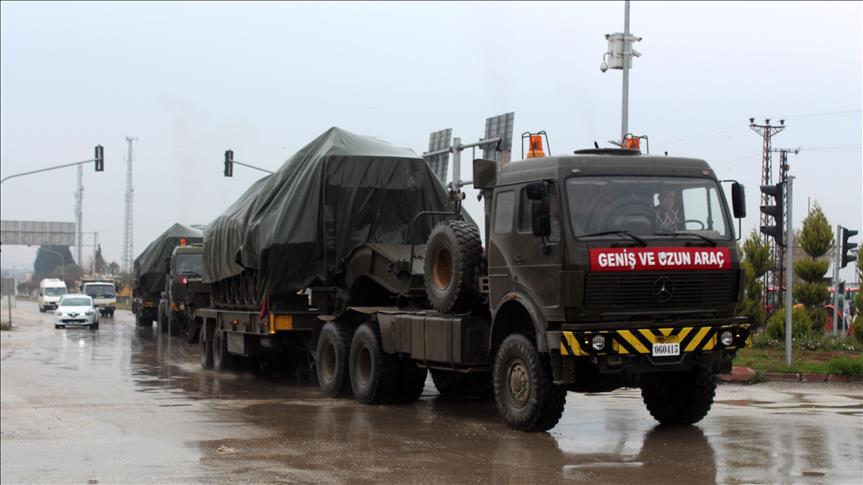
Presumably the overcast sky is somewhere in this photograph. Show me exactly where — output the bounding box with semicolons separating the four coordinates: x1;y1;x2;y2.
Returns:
1;1;861;280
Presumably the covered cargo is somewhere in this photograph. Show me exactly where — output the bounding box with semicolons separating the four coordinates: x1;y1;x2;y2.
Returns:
134;223;203;297
204;127;453;305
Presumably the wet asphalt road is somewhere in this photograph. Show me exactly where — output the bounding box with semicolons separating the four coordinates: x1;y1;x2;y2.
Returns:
1;300;862;484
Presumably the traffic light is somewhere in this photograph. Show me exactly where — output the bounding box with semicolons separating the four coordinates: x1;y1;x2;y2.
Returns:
759;183;784;246
94;145;104;172
839;226;858;268
224;149;234;177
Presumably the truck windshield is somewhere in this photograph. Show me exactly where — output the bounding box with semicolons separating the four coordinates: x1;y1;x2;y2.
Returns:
85;284;114;297
44;287;65;296
565;176;731;239
176;254;205;278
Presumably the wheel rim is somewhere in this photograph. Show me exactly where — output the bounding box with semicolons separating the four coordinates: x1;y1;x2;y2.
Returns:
321;341;337;381
507;358;530;409
356;346;372;386
432;247;453;290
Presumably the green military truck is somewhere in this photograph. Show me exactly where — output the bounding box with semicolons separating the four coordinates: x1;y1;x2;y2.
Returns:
196;128;750;432
133;223;203;327
157;244;211;343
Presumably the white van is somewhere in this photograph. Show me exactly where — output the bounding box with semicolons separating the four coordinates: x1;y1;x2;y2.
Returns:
38;278;67;312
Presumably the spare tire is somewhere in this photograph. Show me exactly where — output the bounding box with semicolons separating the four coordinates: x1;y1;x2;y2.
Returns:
424;220;483;313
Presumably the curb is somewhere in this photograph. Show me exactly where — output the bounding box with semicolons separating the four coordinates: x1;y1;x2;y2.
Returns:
720;367;863;384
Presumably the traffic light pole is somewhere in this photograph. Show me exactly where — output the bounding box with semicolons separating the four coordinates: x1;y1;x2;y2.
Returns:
784;176;794;366
833;225;841;337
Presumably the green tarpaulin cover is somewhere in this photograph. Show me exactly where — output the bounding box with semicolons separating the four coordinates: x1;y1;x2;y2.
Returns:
134;223;203;296
204;127;453;300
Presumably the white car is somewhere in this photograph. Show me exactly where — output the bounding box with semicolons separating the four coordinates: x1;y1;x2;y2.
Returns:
54;294;100;330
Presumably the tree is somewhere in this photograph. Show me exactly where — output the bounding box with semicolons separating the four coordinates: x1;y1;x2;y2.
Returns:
93;245;108;274
792;203;833;330
737;230;770;328
107;261;120;275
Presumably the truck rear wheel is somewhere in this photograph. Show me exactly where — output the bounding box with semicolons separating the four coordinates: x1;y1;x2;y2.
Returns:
493;334;566;432
349;322;398;404
212;328;233;372
641;365;716;426
424;220;483;313
183;316;199;344
200;320;214;369
316;322;353;397
395;358;428;403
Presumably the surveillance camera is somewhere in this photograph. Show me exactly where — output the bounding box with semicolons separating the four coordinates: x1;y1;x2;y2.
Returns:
600;60;608;72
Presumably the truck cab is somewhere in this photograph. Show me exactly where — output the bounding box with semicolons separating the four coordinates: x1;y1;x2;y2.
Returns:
159;245;210;342
483;150;749;394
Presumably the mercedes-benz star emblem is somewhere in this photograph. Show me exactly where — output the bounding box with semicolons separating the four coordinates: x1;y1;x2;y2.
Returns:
652;277;675;303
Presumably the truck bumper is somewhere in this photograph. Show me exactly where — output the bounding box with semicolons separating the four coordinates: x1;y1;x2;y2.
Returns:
548;318;750;388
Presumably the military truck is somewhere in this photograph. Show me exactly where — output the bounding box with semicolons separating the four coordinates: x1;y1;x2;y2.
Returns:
157;244;211;343
133;223;203;327
196;127;750;432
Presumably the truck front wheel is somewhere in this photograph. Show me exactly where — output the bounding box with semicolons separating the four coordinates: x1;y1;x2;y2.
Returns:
200;320;214;369
349;322;398;404
316;322;353;397
493;334;566;432
640;365;716;426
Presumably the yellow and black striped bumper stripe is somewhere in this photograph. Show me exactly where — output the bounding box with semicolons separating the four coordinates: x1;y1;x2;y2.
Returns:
560;324;750;356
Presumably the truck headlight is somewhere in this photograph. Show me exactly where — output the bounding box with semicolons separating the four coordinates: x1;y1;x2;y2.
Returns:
720;330;734;346
591;335;606;351
178;303;185;311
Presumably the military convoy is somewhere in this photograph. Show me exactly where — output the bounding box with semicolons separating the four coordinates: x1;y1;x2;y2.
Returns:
134;126;750;432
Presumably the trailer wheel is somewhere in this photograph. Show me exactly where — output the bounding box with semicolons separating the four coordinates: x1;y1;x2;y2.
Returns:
424;220;483;313
183;316;199;345
212;328;233;372
493;334;567;432
394;358;428;403
316;322;353;397
641;365;716;426
200;320;214;369
349;322;398;404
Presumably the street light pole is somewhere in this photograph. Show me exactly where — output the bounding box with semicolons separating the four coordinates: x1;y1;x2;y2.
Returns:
621;0;631;143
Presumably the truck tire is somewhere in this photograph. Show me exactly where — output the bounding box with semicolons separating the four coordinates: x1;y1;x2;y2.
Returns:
169;313;181;337
158;309;168;334
316;322;353;397
493;334;567;432
200;320;214;370
212;328;233;372
394;358;428;403
641;365;716;426
183;316;199;345
424;220;483;313
349;322;398;404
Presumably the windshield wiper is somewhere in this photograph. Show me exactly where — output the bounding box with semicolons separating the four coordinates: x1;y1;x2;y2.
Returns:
576;230;647;247
654;231;717;247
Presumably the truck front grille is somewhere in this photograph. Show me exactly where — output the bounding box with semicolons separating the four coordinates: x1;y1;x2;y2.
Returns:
585;271;737;311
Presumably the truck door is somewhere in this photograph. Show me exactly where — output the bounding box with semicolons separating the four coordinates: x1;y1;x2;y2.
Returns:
488;184;564;314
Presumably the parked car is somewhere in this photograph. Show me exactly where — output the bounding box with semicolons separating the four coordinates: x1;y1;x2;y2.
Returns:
54;294;99;330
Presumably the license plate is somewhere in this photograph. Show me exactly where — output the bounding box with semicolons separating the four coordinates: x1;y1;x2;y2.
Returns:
652;342;680;357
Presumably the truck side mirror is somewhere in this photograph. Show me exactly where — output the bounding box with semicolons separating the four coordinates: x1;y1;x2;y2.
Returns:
526;182;551;237
472;159;498;190
731;182;746;219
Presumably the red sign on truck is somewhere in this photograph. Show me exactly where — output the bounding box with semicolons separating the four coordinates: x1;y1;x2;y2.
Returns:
589;247;731;272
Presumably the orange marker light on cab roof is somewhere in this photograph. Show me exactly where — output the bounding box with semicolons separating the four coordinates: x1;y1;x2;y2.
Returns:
624;137;640;150
180;238;187;247
527;135;545;158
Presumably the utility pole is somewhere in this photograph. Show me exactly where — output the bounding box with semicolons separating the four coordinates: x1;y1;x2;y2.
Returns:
74;164;84;265
750;118;786;307
122;137;137;273
770;147;800;305
784;176;794;366
600;0;642;145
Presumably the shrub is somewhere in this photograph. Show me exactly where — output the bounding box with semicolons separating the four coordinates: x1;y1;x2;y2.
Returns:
767;307;813;340
826;357;863;376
